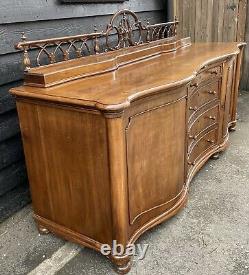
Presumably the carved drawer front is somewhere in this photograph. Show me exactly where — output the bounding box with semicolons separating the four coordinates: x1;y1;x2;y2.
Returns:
188;104;219;144
188;128;218;166
188;80;220;119
189;65;222;92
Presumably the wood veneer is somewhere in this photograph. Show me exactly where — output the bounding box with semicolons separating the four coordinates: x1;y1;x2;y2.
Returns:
10;14;245;273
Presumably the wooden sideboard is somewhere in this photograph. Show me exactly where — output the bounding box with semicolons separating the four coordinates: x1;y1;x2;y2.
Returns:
10;10;245;274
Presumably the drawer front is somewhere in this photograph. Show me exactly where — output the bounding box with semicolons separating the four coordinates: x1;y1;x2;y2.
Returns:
189;65;222;92
188;80;220;119
188;128;218;166
188;104;219;143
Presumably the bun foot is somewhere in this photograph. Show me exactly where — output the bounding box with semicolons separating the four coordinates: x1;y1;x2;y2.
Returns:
229;126;236;132
211;153;220;160
229;122;237;132
38;225;50;235
111;255;132;274
116;261;132;274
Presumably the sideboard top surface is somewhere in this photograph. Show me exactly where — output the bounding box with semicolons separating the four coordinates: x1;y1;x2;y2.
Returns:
11;41;244;112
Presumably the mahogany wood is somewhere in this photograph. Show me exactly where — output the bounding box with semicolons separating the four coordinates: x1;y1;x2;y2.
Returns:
11;34;245;273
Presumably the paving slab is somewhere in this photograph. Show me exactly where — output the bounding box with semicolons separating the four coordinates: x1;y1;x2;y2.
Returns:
0;183;30;223
0;205;65;275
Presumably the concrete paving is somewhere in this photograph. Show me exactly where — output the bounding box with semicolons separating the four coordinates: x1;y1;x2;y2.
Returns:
0;183;30;223
0;91;249;275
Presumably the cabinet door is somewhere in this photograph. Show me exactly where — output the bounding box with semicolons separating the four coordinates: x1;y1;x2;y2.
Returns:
125;97;186;226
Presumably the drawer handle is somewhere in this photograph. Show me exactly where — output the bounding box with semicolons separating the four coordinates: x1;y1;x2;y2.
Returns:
207;139;215;144
189;135;198;140
189;106;198;111
190;83;199;88
210;70;218;75
188;161;196;166
207;116;216;120
208;90;217;95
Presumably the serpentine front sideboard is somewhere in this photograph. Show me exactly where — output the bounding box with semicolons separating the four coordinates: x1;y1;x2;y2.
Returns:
10;10;245;274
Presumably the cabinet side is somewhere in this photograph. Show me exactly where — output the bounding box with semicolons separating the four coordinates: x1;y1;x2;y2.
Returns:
16;99;113;246
229;46;246;130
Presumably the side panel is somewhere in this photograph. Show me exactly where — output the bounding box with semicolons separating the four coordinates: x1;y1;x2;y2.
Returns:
16;101;113;244
230;47;245;128
222;58;235;138
126;97;186;226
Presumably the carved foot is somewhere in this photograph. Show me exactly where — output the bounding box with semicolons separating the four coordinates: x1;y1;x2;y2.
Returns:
38;225;50;235
229;126;236;132
115;261;132;274
211;153;220;160
111;255;132;274
229;122;237;132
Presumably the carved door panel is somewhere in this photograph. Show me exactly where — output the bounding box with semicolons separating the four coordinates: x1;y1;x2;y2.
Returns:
125;98;186;226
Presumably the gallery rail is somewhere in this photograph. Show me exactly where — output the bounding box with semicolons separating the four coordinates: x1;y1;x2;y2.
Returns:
15;9;178;71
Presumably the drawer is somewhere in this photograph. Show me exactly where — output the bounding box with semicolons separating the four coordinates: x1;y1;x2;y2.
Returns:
188;128;218;166
188;80;220;119
188;104;219;143
189;65;222;92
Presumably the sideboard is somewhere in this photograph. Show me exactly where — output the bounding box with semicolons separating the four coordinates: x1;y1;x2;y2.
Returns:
10;10;245;274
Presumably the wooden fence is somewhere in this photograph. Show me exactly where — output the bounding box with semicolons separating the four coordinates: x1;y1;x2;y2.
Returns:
174;0;247;42
173;0;248;90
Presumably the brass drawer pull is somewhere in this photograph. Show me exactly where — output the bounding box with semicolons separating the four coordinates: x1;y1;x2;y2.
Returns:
189;106;198;111
208;90;217;95
188;161;196;166
210;70;218;75
190;83;199;88
207;139;215;144
189;135;198;140
207;116;216;120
